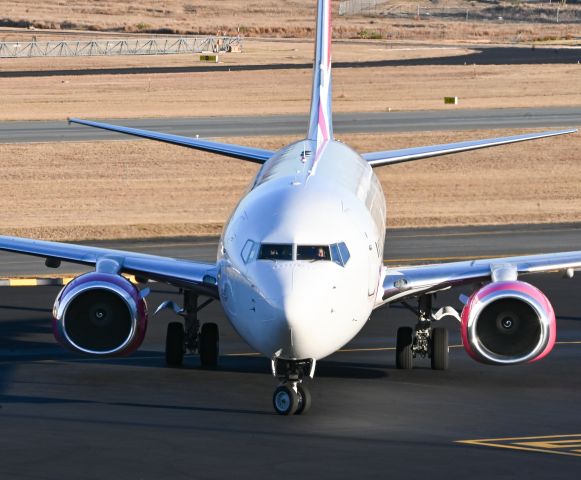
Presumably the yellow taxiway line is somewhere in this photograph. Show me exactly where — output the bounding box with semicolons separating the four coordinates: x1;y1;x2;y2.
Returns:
457;434;581;458
225;341;581;357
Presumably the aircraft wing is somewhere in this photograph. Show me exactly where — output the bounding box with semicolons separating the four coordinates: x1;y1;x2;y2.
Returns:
363;129;577;167
378;250;581;306
0;236;219;298
68;118;274;164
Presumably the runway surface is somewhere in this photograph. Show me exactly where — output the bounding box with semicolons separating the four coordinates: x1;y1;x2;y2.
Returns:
1;46;579;78
1;223;581;478
1;107;580;143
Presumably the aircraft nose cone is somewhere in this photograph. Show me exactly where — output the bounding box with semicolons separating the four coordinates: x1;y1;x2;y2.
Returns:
279;285;332;359
244;263;342;360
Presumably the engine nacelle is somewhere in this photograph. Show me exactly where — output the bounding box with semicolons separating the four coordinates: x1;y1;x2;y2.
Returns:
460;280;556;365
52;272;148;356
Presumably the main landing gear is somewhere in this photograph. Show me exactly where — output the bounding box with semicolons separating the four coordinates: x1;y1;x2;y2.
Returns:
271;358;315;415
396;295;455;370
161;291;219;368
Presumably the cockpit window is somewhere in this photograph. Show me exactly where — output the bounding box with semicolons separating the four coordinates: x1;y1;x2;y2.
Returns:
241;239;258;264
258;243;293;261
330;242;351;266
297;245;330;261
338;242;351;265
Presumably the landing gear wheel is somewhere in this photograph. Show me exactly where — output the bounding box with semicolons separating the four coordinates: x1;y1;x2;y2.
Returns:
273;385;299;416
199;322;219;368
295;383;312;415
431;327;449;370
396;326;414;369
165;322;185;367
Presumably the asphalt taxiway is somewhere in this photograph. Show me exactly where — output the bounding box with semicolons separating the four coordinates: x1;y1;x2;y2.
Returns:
1;223;580;479
2;222;581;277
1;107;580;143
0;45;579;79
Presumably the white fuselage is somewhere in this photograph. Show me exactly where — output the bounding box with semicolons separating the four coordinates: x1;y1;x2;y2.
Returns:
217;139;386;361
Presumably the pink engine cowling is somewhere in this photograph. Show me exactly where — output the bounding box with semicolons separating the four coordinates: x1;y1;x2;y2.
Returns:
460;280;556;365
52;272;148;356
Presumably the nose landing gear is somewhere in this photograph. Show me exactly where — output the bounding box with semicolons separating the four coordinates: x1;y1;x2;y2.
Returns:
271;357;315;415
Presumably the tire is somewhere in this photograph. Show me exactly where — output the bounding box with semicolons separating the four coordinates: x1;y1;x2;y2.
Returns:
199;322;219;368
273;385;299;416
396;326;414;369
165;322;185;367
295;383;312;415
431;327;449;371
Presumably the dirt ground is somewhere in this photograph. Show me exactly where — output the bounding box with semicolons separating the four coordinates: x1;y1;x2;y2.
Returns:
0;8;579;240
0;129;578;241
1;0;578;42
1;53;579;121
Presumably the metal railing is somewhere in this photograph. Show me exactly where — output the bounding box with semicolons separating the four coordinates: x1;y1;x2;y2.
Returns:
0;35;242;58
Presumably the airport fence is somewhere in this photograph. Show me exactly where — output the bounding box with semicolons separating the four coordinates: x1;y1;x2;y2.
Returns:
0;35;242;58
339;0;581;23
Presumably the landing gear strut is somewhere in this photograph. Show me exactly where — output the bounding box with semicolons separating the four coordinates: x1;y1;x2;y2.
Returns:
271;357;315;415
395;295;450;370
163;291;218;368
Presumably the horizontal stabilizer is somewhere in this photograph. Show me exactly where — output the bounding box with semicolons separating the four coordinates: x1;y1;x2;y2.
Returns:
68;118;274;164
363;129;577;167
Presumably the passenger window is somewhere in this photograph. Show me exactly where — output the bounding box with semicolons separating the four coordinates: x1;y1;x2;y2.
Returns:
297;245;330;261
258;243;293;261
241;239;258;264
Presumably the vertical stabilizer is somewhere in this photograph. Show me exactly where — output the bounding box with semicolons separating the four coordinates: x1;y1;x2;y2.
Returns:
307;0;333;150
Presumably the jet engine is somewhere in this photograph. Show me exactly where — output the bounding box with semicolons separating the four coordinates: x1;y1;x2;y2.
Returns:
52;272;148;356
460;280;556;365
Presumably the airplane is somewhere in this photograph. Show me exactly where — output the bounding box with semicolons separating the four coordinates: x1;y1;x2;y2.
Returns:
0;0;578;416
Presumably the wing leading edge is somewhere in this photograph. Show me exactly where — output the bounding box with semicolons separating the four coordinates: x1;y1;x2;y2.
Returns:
0;236;219;298
363;129;577;167
68;118;274;164
378;250;581;306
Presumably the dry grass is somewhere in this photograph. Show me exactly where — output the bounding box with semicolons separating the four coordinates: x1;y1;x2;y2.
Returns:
0;130;579;241
0;3;579;240
1;55;579;121
0;0;579;43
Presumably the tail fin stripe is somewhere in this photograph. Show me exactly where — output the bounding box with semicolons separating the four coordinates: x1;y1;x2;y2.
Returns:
318;102;330;143
307;0;333;145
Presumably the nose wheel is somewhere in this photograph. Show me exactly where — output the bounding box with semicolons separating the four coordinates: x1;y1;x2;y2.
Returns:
273;385;299;415
296;383;312;414
271;358;315;415
272;383;312;416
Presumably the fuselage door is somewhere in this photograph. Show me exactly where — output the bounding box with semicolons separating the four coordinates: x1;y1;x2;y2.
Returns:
367;241;379;297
